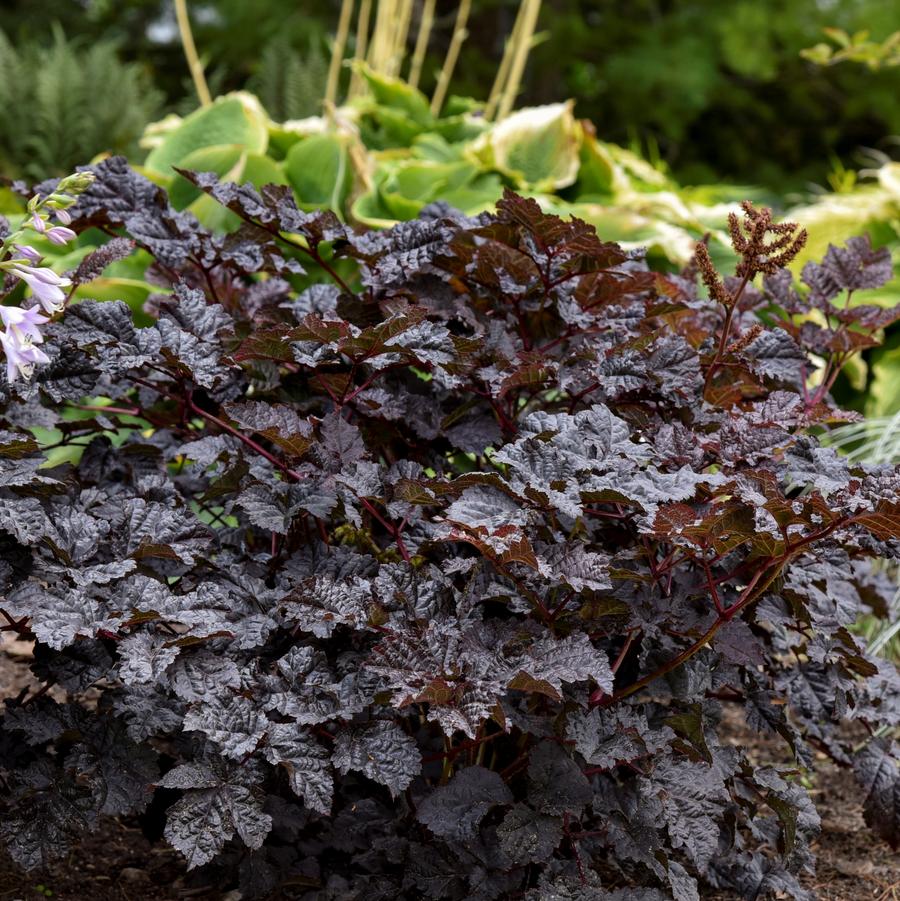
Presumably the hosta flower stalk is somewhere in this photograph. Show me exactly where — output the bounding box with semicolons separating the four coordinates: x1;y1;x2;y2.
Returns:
0;170;93;382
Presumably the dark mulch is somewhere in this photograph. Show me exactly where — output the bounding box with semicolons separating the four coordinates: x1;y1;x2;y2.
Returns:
2;636;898;901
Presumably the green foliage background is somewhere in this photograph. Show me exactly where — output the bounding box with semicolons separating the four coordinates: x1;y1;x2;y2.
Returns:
2;0;900;189
4;0;900;431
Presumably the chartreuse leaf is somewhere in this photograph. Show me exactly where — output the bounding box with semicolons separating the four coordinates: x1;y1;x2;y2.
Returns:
868;345;900;417
574;132;625;199
441;172;504;214
377;160;475;220
144;92;269;177
355;63;433;126
285;133;352;213
353;158;502;226
168;145;247;209
351;187;397;228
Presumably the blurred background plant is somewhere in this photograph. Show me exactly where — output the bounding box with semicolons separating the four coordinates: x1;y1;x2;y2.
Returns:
3;0;900;191
0;26;162;179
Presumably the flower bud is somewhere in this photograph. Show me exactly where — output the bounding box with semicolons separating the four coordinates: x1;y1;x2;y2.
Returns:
46;226;77;246
45;194;74;209
12;244;42;265
56;171;96;196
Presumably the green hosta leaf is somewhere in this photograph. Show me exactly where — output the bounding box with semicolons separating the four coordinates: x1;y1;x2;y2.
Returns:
242;150;286;189
574;133;623;199
440;172;504;215
412;133;466;163
354;159;502;225
473;102;582;192
391;160;476;201
169;144;247;209
286;133;352;212
557;200;700;264
356;63;433;126
430;110;488;144
144;92;269;177
267;116;328;158
352;186;400;228
385;159;484;216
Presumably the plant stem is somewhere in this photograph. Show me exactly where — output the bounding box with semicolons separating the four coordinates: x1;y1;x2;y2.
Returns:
430;0;471;116
185;394;302;480
130;376;302;481
367;0;394;72
611;630;638;674
407;0;436;88
326;0;356;107
348;0;373;97
174;0;212;107
495;0;541;120
68;403;142;417
388;0;414;77
703;269;751;394
485;0;527;120
596;517;852;707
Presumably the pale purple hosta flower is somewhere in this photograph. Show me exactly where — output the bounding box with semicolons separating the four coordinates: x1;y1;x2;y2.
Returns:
0;305;49;348
0;328;49;383
30;213;46;233
55;208;73;225
9;264;72;315
45;225;77;246
0;304;51;384
12;243;42;265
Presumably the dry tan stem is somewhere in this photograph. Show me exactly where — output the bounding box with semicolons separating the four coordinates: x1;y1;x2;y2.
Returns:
174;0;212;107
347;0;373;97
326;0;356;106
408;0;436;89
496;0;541;120
430;0;472;116
485;0;528;120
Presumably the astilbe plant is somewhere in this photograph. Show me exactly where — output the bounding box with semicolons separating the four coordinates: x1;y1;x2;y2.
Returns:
2;157;900;900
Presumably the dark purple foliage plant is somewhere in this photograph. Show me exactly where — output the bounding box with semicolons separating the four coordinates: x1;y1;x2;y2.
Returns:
1;157;900;900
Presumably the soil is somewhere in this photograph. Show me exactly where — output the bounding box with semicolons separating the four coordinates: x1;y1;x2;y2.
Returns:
1;633;899;901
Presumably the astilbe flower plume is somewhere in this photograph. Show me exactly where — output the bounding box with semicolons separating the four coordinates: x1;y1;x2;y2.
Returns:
698;201;808;396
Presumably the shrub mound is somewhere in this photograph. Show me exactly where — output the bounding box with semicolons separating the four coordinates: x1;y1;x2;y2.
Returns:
1;158;900;899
